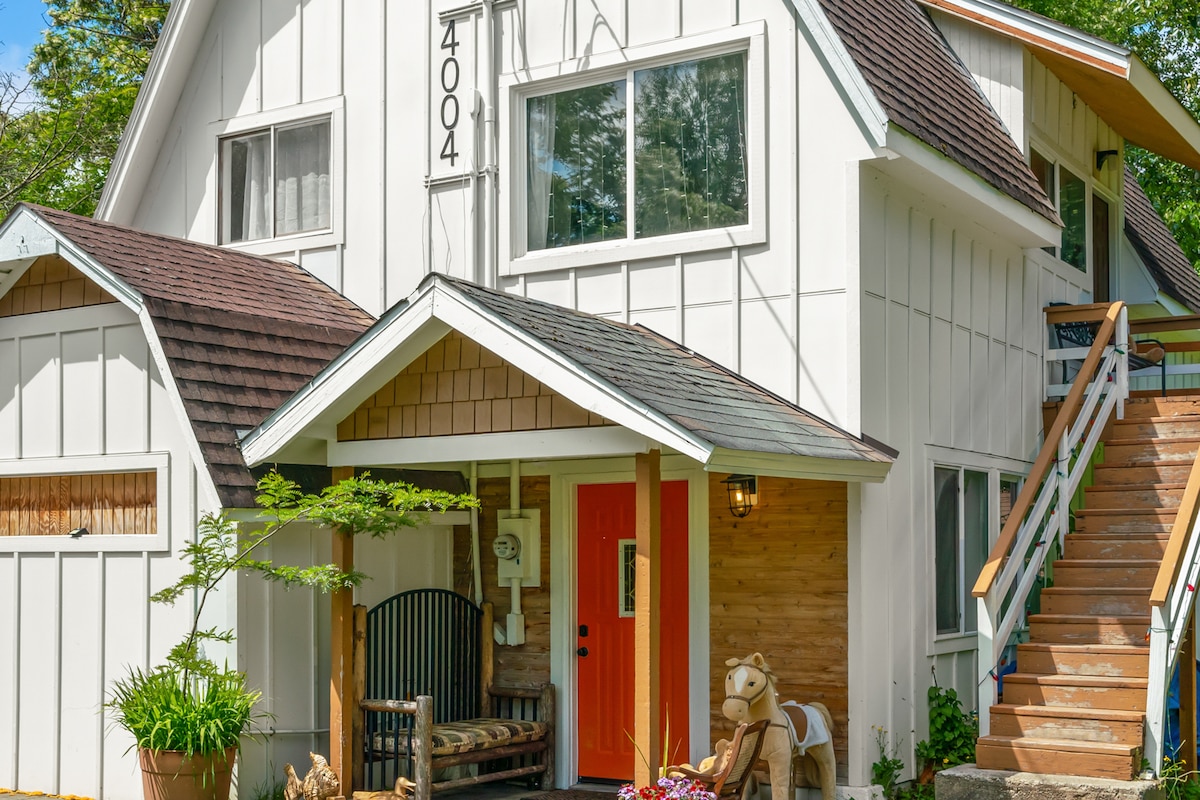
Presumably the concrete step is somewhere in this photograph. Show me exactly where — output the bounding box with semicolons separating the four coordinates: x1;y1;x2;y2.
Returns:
1016;643;1148;678
1101;437;1200;466
1063;533;1169;560
975;735;1140;780
1111;415;1200;439
1039;587;1150;616
1049;559;1159;589
1001;673;1147;711
988;704;1143;746
1073;509;1176;533
1092;463;1194;486
936;764;1161;800
1028;614;1149;646
1083;483;1183;509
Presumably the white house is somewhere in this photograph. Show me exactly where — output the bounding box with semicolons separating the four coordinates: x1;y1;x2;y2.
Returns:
3;0;1200;797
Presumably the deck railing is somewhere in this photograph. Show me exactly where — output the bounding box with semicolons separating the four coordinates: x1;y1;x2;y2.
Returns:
973;301;1129;734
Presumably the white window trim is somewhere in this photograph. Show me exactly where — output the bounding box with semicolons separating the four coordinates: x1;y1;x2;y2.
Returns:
210;96;345;255
0;452;171;553
499;22;768;276
925;446;1031;657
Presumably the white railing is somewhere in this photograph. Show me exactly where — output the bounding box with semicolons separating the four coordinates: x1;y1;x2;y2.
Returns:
975;302;1129;734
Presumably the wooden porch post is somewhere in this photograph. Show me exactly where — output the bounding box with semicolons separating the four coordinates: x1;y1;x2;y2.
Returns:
331;466;356;794
634;449;661;786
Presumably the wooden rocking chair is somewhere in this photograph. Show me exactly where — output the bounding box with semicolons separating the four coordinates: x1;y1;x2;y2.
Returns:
669;720;769;800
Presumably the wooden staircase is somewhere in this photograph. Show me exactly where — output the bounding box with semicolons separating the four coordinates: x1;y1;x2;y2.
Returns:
976;396;1200;779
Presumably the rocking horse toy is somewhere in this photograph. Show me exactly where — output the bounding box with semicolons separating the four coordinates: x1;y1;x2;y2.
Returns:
722;653;836;800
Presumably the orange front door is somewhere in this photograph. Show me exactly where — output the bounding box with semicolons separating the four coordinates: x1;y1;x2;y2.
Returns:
576;481;689;781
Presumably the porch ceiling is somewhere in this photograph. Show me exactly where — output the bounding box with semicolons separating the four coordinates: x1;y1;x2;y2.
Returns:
241;275;896;482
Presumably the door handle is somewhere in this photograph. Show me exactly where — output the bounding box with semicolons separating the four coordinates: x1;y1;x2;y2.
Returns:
577;647;589;657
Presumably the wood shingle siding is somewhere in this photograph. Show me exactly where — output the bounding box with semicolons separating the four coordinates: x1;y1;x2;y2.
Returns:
708;474;849;781
0;471;157;536
0;255;115;317
338;332;611;441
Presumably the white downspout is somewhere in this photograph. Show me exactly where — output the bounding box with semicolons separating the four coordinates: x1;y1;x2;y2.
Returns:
480;0;498;288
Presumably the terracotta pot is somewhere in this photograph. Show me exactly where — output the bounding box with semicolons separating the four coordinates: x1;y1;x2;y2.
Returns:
138;747;237;800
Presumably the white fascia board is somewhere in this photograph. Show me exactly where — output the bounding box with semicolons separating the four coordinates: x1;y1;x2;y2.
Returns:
706;448;893;483
137;307;224;511
918;0;1129;75
1129;57;1200;157
432;287;714;464
329;427;656;467
0;208;144;311
884;127;1060;247
96;0;219;223
788;0;889;149
241;293;443;465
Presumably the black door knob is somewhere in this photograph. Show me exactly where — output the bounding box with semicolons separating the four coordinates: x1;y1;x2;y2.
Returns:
577;646;589;657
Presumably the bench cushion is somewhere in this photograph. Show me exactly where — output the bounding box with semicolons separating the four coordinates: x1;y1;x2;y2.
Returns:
371;717;548;758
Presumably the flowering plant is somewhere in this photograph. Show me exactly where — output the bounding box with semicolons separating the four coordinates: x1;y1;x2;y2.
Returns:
618;777;717;800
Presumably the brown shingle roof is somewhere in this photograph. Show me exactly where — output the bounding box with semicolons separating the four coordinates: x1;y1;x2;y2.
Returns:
816;0;1058;222
1123;168;1200;313
20;204;374;507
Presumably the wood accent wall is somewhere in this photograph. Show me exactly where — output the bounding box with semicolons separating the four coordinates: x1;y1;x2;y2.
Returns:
0;255;116;317
338;332;612;441
709;474;849;780
0;472;157;536
453;475;551;688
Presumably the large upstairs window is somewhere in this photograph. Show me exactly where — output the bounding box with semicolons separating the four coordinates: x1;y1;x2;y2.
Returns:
1030;145;1114;300
524;52;748;253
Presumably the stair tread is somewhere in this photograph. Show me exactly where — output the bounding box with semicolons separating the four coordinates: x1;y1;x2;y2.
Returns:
1086;482;1186;491
1074;508;1178;516
1018;643;1148;653
1040;587;1150;595
1005;673;1148;688
1103;435;1200;445
1114;414;1200;423
1051;559;1161;566
1067;533;1171;539
977;735;1137;755
1028;613;1148;622
990;704;1145;722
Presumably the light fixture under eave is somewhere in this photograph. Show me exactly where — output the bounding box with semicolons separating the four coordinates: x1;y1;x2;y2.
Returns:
1096;149;1120;170
721;475;758;518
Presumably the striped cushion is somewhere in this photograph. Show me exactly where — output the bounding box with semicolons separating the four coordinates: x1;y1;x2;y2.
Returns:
371;718;548;757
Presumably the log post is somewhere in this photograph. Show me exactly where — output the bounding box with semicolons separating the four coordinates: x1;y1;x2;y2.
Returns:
352;604;367;793
481;601;495;715
415;695;434;800
539;683;556;787
331;466;356;795
634;449;661;786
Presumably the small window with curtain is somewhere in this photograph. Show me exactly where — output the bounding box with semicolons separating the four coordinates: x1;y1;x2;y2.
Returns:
221;117;332;244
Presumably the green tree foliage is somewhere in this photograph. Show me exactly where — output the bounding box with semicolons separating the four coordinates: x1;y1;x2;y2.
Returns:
1008;0;1200;268
0;1;169;215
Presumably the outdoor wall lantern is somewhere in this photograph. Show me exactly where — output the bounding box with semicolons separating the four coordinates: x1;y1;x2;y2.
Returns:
1096;149;1120;170
721;475;758;518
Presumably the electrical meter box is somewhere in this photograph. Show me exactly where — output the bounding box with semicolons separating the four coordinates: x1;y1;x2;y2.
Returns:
495;510;541;587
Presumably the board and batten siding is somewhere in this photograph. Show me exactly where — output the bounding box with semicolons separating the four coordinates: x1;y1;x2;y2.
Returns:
708;474;849;782
124;0;875;433
0;302;213;800
852;168;1090;781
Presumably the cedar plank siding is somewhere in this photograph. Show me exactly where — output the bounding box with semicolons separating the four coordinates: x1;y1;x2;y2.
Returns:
454;475;552;688
0;255;116;317
709;474;849;781
339;332;611;441
0;472;157;536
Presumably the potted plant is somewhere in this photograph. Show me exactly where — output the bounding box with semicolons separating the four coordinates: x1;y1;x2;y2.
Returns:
107;471;477;800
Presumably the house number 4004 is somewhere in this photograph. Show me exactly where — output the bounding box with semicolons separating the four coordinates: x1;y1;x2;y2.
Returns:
439;20;460;166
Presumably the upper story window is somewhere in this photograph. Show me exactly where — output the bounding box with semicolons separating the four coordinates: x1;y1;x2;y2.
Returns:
525;52;748;253
221;118;332;244
1030;145;1113;300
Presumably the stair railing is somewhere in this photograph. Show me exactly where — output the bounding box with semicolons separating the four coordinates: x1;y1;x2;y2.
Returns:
973;301;1129;734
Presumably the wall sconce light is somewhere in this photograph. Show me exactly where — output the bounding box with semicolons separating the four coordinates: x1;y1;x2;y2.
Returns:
721;475;758;518
1096;149;1119;170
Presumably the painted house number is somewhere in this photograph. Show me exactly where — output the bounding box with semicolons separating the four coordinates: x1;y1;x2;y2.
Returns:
439;20;460;166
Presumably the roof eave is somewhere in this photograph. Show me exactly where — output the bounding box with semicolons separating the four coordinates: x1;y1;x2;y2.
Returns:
706;447;893;483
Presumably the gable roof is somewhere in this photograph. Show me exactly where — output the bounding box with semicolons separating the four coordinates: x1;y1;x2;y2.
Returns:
812;0;1058;222
243;274;895;482
2;204;375;508
1123;169;1200;314
918;0;1200;170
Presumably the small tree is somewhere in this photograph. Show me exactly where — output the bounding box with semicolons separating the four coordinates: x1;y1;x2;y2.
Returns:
108;470;479;756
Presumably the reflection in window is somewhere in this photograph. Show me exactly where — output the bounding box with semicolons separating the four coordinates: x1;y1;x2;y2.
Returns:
934;467;960;635
1060;167;1087;271
525;52;747;252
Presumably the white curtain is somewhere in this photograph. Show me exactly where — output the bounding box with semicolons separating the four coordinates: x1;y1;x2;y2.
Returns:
526;95;556;251
235;133;271;242
276;121;332;236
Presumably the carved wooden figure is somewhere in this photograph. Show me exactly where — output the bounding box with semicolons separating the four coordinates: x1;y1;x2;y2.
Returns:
284;753;341;800
721;653;836;800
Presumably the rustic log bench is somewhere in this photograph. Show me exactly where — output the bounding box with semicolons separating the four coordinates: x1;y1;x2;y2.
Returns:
356;588;554;800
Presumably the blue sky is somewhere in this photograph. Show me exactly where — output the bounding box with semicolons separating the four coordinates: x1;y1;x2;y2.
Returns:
0;0;49;74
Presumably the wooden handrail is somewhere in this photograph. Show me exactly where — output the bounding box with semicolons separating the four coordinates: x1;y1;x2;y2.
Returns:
1131;314;1200;335
1150;449;1200;606
1044;303;1114;324
973;301;1125;597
